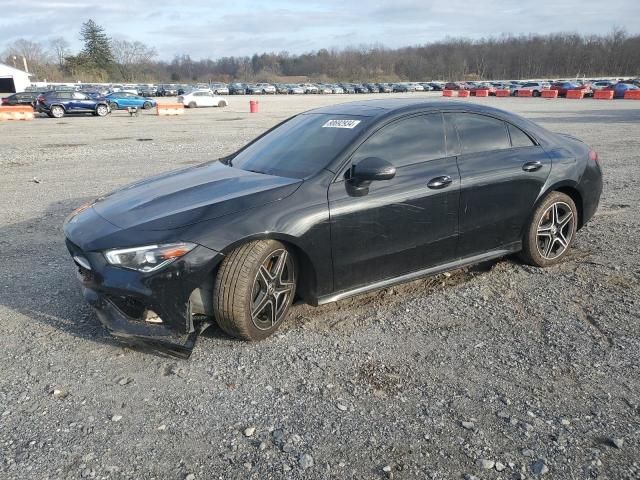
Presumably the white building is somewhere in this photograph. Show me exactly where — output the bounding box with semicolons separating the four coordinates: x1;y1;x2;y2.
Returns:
0;62;32;93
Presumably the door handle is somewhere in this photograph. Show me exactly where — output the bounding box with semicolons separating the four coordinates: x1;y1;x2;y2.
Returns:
427;175;453;189
522;161;543;172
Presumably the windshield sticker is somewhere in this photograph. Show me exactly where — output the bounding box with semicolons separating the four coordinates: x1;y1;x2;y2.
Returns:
322;119;361;129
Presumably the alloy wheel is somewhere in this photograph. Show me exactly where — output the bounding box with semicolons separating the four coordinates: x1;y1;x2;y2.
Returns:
51;106;64;118
536;201;574;260
250;249;295;330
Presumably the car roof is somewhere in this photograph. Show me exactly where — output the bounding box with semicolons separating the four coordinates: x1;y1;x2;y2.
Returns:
305;98;508;118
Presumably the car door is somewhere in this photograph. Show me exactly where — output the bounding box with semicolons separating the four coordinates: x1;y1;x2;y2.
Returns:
72;92;95;112
328;113;461;292
202;93;216;107
445;112;551;257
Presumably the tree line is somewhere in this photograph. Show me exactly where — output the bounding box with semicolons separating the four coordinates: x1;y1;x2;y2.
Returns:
2;21;639;84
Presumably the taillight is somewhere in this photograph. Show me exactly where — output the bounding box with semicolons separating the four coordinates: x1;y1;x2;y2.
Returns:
588;149;599;163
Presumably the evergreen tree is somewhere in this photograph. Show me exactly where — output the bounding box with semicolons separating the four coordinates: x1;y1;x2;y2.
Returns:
80;19;113;69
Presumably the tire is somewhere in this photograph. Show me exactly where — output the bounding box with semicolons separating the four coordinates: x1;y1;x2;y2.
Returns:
520;192;578;267
218;100;227;107
109;102;119;111
188;101;197;108
143;101;152;109
50;105;65;118
95;104;109;117
213;240;297;341
533;90;540;97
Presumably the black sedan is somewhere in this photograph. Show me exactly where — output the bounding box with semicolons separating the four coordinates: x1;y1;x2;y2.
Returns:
1;91;43;107
64;100;602;356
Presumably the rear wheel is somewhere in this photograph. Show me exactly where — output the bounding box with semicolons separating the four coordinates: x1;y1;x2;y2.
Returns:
50;105;64;118
520;192;577;267
109;101;119;111
213;240;297;341
533;90;541;97
188;101;197;108
142;101;152;109
95;104;109;117
218;100;227;107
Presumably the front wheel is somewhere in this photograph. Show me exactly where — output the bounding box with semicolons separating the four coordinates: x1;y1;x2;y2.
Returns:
533;90;541;97
143;101;152;109
213;240;297;341
520;192;578;267
188;102;197;108
109;102;119;111
218;100;227;107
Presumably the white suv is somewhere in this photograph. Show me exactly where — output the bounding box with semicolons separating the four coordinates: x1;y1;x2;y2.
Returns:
513;81;549;97
178;90;229;108
255;83;276;94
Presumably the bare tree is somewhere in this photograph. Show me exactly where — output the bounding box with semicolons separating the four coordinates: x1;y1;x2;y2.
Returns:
111;39;157;81
49;37;70;69
2;38;50;73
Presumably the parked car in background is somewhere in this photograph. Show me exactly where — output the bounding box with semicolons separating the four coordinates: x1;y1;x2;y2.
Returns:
603;82;640;99
512;81;549;97
36;91;110;118
138;85;158;97
428;82;444;91
591;80;615;91
329;84;345;94
229;83;247;95
549;81;592;97
469;83;497;96
157;84;179;96
273;83;288;94
210;83;229;95
340;83;356;94
254;83;276;94
316;84;333;94
299;83;319;94
444;82;468;91
1;91;43;108
392;83;415;92
378;83;393;93
178;90;229;108
104;92;156;110
286;84;305;94
245;84;264;95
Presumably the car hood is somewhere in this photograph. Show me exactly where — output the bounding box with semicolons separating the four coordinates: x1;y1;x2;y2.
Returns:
92;161;302;231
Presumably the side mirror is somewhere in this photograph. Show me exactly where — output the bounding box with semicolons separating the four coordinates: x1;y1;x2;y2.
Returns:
351;157;396;182
346;157;396;196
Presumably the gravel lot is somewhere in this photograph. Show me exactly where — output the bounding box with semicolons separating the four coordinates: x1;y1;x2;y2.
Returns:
0;93;638;479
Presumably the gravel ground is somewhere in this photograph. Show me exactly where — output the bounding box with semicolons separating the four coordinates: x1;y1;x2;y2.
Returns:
0;93;638;479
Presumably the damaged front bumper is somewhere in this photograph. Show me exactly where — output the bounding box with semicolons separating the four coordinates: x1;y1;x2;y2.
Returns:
65;237;223;358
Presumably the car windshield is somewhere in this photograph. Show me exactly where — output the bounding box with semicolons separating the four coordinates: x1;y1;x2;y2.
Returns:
230;113;368;179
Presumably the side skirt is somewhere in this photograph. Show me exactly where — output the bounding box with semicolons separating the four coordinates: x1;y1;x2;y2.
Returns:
316;244;520;305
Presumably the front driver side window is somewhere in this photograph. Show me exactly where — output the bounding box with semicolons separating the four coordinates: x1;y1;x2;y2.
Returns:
350;113;446;168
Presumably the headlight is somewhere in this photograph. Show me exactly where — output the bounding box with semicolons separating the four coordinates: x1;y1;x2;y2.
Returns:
104;242;196;272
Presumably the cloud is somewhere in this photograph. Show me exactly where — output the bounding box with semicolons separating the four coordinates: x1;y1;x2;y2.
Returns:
0;0;638;59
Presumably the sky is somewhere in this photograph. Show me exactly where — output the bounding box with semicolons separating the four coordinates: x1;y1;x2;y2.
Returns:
0;0;638;60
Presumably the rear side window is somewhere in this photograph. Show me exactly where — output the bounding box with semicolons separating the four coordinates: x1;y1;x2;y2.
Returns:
450;113;510;154
351;114;446;168
508;124;535;148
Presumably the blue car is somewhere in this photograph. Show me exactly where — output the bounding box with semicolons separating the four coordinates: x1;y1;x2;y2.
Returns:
607;82;640;99
104;92;156;110
36;91;111;118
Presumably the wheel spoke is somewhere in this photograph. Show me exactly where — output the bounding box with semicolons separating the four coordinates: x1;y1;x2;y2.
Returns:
258;265;273;284
543;238;555;257
558;210;573;228
556;232;568;249
252;293;274;321
272;250;288;282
